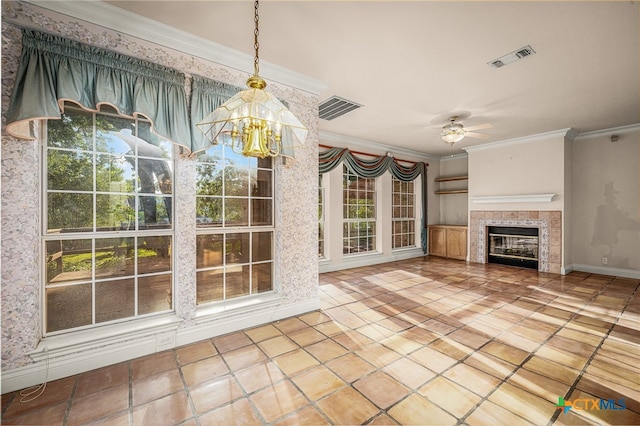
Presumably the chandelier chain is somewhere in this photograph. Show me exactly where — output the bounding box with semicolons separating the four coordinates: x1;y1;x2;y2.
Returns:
253;0;260;77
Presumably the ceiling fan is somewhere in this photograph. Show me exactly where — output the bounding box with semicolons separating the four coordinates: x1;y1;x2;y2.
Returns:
441;116;492;145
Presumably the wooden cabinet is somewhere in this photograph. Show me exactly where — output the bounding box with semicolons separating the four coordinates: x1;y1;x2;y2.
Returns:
428;225;467;260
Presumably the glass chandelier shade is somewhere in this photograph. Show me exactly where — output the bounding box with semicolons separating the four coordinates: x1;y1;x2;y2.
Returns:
441;121;466;145
196;0;308;159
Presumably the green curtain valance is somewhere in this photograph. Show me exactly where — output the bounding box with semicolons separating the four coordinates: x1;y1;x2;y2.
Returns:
6;29;192;151
319;146;428;253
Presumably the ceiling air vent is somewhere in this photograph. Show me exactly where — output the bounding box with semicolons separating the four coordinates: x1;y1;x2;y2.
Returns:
488;45;536;69
319;96;362;120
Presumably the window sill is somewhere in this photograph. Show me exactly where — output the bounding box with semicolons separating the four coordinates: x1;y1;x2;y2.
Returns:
195;292;284;320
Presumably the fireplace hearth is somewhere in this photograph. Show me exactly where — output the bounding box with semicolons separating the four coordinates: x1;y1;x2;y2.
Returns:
488;226;539;269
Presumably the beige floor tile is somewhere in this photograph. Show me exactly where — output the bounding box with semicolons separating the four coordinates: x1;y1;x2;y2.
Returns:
132;351;177;380
356;343;402;368
535;344;589;370
565;388;640;426
332;330;374;350
212;331;253;353
316;386;379;425
522;356;580;386
353;371;410;409
313;320;347;337
1;376;76;420
507;367;570;403
325;353;377;383
132;368;184;406
258;335;299;358
443;363;501;397
305;338;349;363
480;340;529;366
131;391;192;425
176;340;218;365
383;357;436;390
400;326;439;345
488;382;558;425
288;327;327;347
198;398;262;426
577;373;640;413
409;346;457;373
429;337;474;360
245;324;283;343
357;324;395;341
274;405;330;426
234;361;286;393
368;413;400;425
297;310;331;326
419;376;481;419
380;334;423;355
1;402;68;426
250;380;309;423
464;352;518;381
292;365;346;401
221;343;268;371
190;374;244;414
274;317;310;334
181;355;229;387
466;400;535;426
273;349;320;376
67;384;129;425
388;393;457;426
75;362;129;397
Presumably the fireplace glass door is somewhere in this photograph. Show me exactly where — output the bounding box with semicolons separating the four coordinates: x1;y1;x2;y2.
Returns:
487;226;539;269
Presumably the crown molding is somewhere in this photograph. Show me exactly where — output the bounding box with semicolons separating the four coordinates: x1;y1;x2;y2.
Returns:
574;123;640;141
319;131;439;163
440;152;468;161
22;0;328;96
463;128;574;154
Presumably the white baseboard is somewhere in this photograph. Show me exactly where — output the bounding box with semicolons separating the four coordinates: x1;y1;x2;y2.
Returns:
319;248;425;273
1;298;319;394
569;264;640;279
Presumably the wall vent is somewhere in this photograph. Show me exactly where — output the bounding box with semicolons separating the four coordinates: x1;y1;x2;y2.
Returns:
488;45;536;69
319;96;362;120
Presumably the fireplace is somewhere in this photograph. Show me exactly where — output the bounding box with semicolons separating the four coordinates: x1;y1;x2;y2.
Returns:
487;226;539;270
469;211;562;274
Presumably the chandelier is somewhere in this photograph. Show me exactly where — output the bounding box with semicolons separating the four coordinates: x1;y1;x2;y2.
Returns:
197;0;308;158
441;116;466;145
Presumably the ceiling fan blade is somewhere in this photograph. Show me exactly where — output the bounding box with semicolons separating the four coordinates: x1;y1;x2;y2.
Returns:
465;131;490;139
464;123;493;132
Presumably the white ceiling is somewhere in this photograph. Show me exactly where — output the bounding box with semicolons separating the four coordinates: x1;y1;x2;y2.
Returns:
105;1;639;157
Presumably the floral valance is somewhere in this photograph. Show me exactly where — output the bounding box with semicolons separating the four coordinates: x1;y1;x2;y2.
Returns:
319;146;429;253
6;29;192;151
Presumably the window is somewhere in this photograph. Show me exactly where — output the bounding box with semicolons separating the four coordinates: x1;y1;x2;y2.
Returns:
44;104;174;333
343;165;376;254
318;174;325;258
392;176;416;249
195;143;274;303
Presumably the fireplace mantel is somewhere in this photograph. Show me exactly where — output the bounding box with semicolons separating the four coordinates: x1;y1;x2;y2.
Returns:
470;194;556;204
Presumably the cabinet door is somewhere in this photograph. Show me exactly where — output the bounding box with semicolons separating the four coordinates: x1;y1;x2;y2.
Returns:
428;227;447;257
446;228;467;260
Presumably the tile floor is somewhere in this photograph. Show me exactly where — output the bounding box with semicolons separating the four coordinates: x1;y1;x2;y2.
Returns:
2;257;640;425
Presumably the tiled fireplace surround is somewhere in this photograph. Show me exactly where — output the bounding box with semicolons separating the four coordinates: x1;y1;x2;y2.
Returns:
470;210;562;274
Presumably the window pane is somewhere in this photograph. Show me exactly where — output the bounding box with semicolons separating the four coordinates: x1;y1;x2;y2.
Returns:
95;154;135;193
226;233;250;264
225;199;248;226
96;194;135;231
252;232;272;262
226;265;250;299
197;269;223;304
197;234;224;268
196;163;223;196
47;110;94;149
138;196;172;228
46;284;92;332
224;168;249;196
96;117;136;155
196;197;222;227
95;237;135;279
251;199;272;226
252;263;272;294
47;193;93;233
95;278;135;323
250;169;272;197
138;274;172;314
138;236;172;274
46;239;93;284
47;150;93;191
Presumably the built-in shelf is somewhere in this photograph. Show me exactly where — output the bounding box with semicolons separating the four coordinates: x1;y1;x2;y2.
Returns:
435;189;468;195
434;175;468;195
434;175;468;182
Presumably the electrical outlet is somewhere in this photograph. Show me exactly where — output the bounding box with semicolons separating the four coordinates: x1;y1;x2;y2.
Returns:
601;257;608;265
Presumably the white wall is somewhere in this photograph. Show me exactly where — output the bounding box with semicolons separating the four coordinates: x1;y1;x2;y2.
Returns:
571;127;640;273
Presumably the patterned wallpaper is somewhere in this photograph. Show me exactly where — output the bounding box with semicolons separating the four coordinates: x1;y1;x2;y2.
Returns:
1;1;319;371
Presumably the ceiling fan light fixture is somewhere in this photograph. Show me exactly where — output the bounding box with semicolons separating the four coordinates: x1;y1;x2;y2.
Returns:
441;119;466;145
